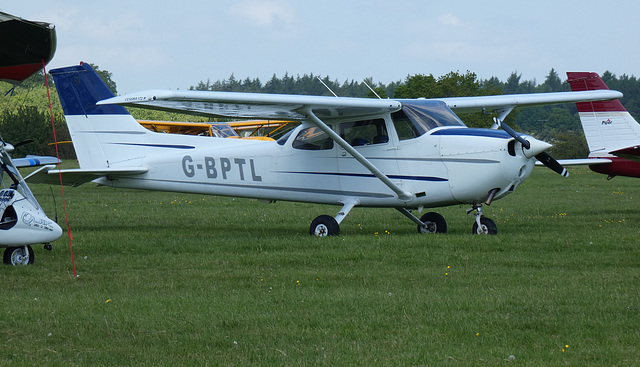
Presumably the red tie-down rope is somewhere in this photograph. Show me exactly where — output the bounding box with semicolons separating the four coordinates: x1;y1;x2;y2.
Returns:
42;59;76;277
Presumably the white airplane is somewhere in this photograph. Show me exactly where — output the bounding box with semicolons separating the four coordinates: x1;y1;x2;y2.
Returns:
29;63;622;236
1;139;62;265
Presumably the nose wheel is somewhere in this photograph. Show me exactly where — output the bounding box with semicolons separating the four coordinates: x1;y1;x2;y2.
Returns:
472;216;497;235
468;205;497;235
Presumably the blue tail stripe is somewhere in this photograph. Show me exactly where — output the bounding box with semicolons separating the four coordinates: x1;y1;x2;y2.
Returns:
49;63;130;116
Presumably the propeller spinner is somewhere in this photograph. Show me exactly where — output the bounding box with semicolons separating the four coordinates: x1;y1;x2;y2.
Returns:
494;117;569;177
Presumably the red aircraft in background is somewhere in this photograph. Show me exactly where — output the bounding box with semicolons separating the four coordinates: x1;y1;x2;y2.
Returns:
561;72;640;179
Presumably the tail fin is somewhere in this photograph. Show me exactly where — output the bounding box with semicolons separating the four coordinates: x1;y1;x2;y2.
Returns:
49;63;149;169
567;72;640;155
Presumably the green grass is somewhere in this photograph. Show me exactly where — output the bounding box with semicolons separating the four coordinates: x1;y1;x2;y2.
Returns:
2;167;639;366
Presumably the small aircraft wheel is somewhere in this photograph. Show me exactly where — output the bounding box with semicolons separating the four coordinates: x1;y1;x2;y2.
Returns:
472;217;497;235
3;246;35;266
310;215;340;237
418;212;447;234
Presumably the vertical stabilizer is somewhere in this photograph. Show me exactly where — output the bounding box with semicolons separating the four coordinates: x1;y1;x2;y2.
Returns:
49;63;149;169
567;72;640;155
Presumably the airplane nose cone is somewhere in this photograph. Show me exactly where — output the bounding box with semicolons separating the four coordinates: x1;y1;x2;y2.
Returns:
51;221;63;240
522;138;552;158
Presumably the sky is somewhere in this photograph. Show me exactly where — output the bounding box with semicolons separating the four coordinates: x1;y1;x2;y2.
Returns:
3;1;639;94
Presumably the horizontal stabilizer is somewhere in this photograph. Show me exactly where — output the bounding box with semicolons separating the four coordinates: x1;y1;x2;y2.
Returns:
13;155;61;168
25;166;148;187
535;158;612;166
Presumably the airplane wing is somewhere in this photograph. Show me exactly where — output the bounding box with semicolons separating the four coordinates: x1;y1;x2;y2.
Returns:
438;90;623;115
25;166;149;187
13;155;60;168
98;90;402;120
100;89;621;122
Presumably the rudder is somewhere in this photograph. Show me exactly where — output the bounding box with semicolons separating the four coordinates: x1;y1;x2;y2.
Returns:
49;62;130;116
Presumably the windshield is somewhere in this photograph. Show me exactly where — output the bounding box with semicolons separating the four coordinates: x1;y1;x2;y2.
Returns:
210;124;239;138
392;100;466;140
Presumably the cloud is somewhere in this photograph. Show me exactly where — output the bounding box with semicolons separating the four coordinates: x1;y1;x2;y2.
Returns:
230;0;296;27
437;13;462;27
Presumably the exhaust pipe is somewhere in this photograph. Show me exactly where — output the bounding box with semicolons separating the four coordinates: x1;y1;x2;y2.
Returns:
485;188;499;206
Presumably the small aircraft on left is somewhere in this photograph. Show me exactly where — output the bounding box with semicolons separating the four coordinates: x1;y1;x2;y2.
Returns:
0;139;62;265
0;10;61;265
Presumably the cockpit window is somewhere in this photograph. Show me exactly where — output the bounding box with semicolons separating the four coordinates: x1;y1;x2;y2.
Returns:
292;126;334;150
339;118;388;146
276;129;294;145
392;100;466;140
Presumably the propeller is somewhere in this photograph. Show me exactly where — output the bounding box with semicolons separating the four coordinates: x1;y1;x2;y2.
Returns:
0;138;33;153
493;117;569;177
13;139;34;148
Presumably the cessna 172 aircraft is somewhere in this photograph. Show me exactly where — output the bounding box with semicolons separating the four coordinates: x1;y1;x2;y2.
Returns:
1;139;62;265
558;72;640;179
30;63;622;236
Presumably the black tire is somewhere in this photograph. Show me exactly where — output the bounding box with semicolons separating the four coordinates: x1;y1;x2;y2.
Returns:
472;217;497;235
310;215;340;237
3;246;35;265
417;212;447;234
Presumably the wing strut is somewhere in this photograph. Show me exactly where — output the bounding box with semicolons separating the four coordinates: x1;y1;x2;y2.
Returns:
303;107;415;202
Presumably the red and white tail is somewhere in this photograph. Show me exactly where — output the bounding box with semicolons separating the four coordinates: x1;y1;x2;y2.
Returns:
567;72;640;157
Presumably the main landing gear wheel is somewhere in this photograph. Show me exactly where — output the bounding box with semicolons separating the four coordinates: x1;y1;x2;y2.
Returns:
472;217;497;235
417;212;447;234
310;215;340;237
3;246;34;266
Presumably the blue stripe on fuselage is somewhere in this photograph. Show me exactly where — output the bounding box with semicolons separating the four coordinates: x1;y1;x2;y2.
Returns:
279;171;448;182
431;128;512;139
113;143;195;149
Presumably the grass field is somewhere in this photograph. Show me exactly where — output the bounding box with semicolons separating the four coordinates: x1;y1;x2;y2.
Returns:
2;166;638;366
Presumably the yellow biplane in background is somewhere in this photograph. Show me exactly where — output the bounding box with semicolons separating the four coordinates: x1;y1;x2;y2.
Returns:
52;119;297;146
138;119;296;141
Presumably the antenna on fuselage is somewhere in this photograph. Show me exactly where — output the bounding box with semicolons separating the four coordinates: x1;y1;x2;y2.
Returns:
316;76;338;97
362;80;382;99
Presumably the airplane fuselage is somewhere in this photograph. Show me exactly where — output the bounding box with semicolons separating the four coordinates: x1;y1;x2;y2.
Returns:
88;118;535;210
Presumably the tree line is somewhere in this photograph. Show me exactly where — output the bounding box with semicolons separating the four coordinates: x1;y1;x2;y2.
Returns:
1;66;638;160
